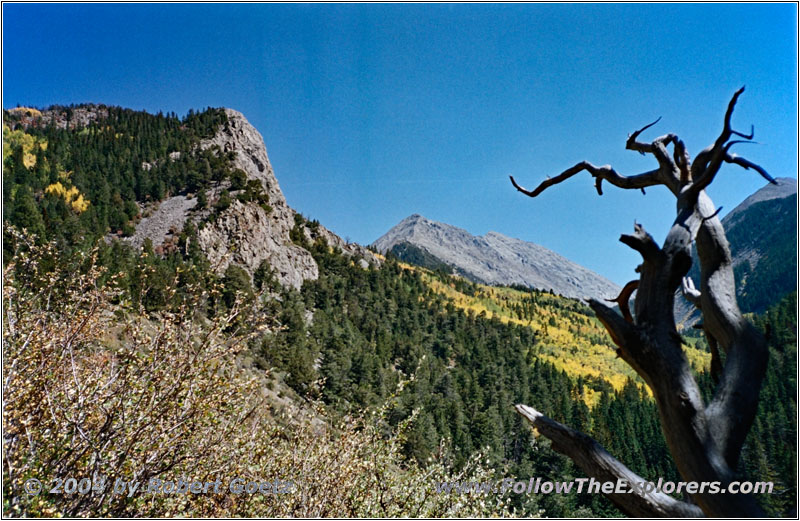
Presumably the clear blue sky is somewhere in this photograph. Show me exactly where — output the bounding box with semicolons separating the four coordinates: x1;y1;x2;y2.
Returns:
3;3;797;285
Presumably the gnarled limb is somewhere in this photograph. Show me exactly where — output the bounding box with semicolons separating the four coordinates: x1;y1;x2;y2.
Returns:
512;88;772;517
681;276;701;309
509;163;661;198
606;280;640;323
725;153;776;184
620;222;663;264
515;404;704;518
687;87;776;200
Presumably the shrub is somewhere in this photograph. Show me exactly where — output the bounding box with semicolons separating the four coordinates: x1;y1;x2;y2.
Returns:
2;230;513;517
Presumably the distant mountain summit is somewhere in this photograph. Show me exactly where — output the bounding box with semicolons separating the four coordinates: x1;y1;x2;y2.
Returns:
372;214;620;300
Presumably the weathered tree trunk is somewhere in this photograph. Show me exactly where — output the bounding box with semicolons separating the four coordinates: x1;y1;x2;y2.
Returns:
510;87;775;517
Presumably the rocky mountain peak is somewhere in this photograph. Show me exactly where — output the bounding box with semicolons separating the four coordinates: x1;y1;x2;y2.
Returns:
202;109;287;207
373;215;620;301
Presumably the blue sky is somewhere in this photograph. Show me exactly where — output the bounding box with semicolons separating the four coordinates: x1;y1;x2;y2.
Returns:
3;3;797;285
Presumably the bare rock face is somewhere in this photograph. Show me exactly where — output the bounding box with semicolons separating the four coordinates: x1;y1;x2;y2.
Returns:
126;195;197;250
9;105;111;132
202;109;288;209
197;200;318;289
196;109;318;288
196;109;378;289
114;107;377;289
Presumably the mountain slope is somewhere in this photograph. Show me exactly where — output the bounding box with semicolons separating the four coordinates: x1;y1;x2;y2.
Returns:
676;177;797;325
372;214;620;300
722;176;796;227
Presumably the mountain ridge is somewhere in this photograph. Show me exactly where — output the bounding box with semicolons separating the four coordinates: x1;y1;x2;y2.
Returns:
372;213;620;300
721;176;796;228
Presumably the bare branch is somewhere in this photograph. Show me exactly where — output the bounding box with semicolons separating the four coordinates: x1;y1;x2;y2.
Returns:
681;276;701;309
625;116;662;154
689;87;762;196
587;298;637;351
509;162;661;199
511;88;771;517
721;86;747;142
619;222;662;262
605;280;639;323
724;154;777;185
701;206;723;223
731;124;754;140
515;404;704;518
673;137;691;183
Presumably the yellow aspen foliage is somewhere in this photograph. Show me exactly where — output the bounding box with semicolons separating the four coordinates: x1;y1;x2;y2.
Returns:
3;124;47;169
7;106;42;118
403;263;710;406
44;181;90;213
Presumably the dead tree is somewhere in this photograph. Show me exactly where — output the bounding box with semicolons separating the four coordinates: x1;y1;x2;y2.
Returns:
510;87;776;517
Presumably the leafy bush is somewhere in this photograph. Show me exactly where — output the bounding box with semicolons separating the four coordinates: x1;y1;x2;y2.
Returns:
2;230;511;517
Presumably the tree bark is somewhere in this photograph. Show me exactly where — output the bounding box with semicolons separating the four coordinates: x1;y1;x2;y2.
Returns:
511;87;775;517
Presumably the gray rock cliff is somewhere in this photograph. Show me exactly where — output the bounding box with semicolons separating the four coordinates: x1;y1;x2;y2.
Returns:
195;109;320;288
197;109;379;288
127;108;377;289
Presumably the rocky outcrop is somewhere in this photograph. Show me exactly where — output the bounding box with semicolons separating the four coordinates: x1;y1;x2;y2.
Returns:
14;104;376;289
373;214;620;301
11;105;110;130
193;109;319;288
126;195;197;250
197;200;319;289
201;109;287;209
195;109;378;289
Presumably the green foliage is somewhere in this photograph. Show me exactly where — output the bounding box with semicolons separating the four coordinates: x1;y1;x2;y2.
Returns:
2;232;508;518
229;168;247;190
253;259;280;292
258;244;693;516
3;105;235;254
215;189;232;212
388;241;454;274
222;264;255;310
196;188;208;209
4;103;794;518
744;293;796;515
289;212;310;248
8;185;45;239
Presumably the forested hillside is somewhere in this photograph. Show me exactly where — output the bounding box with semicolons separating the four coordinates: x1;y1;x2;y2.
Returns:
262;226;796;516
679;182;797;326
3;106;243;253
2;105;795;517
725;194;797;313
